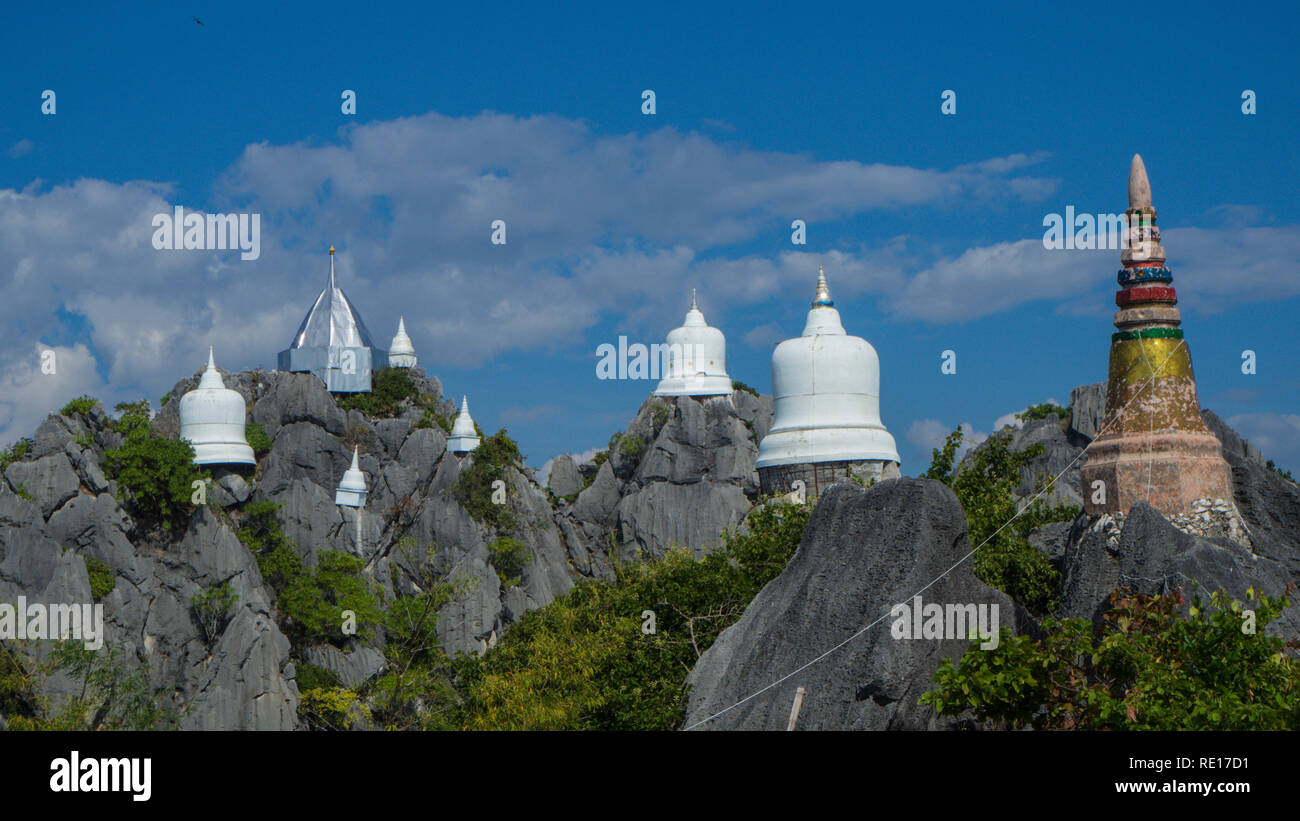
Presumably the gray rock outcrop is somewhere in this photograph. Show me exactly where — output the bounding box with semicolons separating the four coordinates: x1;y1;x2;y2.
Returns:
684;478;1014;731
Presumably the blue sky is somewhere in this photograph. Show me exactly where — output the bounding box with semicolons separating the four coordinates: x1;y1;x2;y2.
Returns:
1;0;1298;475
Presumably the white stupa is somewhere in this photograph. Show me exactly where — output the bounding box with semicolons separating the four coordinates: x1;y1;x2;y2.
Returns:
387;317;418;369
654;289;733;397
179;348;255;466
334;447;368;507
447;396;481;454
755;267;900;498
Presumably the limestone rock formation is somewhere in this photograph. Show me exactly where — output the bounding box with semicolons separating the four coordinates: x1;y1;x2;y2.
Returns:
684;478;1014;731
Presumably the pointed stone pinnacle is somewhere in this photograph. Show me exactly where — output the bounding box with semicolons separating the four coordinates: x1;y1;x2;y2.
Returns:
350;446;359;470
1129;154;1152;209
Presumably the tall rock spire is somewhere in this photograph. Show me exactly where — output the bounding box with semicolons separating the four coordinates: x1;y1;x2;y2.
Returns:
1079;155;1232;517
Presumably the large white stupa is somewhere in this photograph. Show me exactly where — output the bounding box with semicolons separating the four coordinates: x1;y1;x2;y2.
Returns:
654;289;733;398
179;348;256;466
387;317;418;369
447;396;481;454
334;447;368;507
278;247;387;392
755;267;900;498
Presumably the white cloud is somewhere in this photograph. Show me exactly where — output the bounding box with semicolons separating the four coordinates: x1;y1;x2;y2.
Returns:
0;344;110;443
906;419;986;462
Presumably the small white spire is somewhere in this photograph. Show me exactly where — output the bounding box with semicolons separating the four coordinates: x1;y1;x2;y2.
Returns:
349;446;359;471
397;316;406;334
690;288;698;310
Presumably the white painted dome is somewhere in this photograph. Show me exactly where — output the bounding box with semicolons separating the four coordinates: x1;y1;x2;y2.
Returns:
179;348;255;465
755;268;900;469
654;289;733;397
334;447;368;507
448;396;481;454
388;316;418;368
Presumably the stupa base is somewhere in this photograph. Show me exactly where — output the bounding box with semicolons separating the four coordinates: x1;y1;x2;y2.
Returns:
1080;430;1232;517
759;459;900;501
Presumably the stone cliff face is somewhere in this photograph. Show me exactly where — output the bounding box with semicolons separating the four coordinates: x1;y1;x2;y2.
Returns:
0;367;773;729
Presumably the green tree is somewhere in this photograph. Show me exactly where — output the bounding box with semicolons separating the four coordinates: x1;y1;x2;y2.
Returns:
923;588;1300;730
191;582;238;645
102;434;208;530
453;430;523;531
924;427;1076;613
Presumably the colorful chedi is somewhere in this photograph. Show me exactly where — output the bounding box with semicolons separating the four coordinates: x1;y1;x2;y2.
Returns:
1079;155;1233;516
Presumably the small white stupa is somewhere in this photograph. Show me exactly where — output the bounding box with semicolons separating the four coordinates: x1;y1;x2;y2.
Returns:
179;347;255;466
654;289;733;397
755;267;900;498
387;317;418;369
334;447;368;507
447;396;481;454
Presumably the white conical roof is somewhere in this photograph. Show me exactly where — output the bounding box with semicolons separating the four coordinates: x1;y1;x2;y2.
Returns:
448;396;481;453
654;289;732;397
756;268;900;469
387;316;418;367
179;348;255;465
288;248;377;350
335;447;368;506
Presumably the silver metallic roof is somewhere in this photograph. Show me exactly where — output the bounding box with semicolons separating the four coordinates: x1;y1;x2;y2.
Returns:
289;253;377;350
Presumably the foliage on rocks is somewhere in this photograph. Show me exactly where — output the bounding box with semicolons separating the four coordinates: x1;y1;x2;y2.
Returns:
924;428;1078;613
924;588;1300;730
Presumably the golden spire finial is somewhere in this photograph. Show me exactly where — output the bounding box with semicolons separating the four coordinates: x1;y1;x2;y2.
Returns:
812;265;833;307
329;245;335;255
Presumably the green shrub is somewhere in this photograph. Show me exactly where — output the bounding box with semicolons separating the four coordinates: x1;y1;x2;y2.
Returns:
190;582;237;644
14;484;32;501
60;396;99;417
0;438;34;473
453;430;523;531
618;435;646;461
924;589;1300;730
487;537;530;586
102;434;207;529
295;662;342;691
111;400;152;439
277;551;385;647
1266;460;1296;484
74;433;95;450
731;380;759;397
1015;403;1070;422
651;403;670;427
335;368;418;418
84;556;115;602
245;422;272;457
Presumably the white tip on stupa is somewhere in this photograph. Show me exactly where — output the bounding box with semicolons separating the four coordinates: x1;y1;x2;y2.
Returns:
448;395;481;454
1128;154;1152;209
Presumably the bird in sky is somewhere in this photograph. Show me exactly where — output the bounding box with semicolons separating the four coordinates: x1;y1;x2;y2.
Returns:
194;17;204;26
